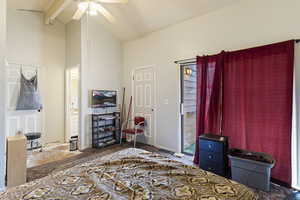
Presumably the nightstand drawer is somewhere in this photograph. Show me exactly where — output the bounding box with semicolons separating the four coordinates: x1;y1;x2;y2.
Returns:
199;139;223;153
200;150;224;163
199;134;229;177
200;160;224;175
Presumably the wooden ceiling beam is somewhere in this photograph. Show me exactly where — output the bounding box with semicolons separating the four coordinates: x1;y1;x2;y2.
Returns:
44;0;72;24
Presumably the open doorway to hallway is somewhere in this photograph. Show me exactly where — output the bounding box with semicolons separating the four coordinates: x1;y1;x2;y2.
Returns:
27;66;81;169
27;64;82;169
26;66;81;169
180;63;197;155
5;62;80;169
27;66;81;168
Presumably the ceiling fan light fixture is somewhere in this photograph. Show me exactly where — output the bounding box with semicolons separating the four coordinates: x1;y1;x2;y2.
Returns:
78;2;89;11
87;9;98;16
78;1;99;16
74;0;120;22
88;2;99;15
89;2;98;10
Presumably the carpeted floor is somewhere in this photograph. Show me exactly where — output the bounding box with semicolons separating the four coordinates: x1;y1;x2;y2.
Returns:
27;143;295;200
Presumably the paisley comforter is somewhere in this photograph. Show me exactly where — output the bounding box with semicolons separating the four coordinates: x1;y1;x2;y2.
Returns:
0;148;258;199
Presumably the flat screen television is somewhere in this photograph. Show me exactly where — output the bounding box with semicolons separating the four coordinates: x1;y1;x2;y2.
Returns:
92;90;117;108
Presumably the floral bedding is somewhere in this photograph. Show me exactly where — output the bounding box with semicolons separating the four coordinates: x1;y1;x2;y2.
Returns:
0;148;258;200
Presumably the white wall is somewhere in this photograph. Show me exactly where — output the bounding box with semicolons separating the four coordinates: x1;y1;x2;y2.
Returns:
0;0;6;190
66;20;81;69
7;9;66;144
123;0;300;152
80;16;122;149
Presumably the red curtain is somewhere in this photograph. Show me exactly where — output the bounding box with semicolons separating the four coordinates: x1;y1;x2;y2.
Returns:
222;40;294;184
194;53;224;164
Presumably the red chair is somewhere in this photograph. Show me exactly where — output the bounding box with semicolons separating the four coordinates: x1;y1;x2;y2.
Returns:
120;116;145;148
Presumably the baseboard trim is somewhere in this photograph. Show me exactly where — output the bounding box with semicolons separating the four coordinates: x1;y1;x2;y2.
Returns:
271;178;291;188
154;144;177;153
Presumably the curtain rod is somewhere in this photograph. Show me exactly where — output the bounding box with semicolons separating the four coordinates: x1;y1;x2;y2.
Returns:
175;39;300;64
174;58;196;64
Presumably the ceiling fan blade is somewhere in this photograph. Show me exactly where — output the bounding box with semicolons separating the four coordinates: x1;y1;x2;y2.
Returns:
95;4;116;23
17;9;44;13
72;8;86;20
95;0;128;4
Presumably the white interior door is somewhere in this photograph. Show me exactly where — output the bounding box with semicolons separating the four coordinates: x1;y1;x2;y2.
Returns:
6;63;42;137
65;67;79;142
133;66;156;146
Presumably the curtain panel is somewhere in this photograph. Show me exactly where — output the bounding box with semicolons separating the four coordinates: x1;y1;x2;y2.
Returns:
194;53;224;164
222;40;294;184
194;40;294;185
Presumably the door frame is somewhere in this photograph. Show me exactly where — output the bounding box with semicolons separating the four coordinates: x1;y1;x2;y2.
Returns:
131;65;157;146
180;65;187;155
180;62;196;156
65;65;80;143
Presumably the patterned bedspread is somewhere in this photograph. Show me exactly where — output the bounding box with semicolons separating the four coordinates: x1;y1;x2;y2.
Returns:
0;148;258;200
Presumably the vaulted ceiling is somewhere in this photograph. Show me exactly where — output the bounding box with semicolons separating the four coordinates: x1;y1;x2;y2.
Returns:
8;0;239;41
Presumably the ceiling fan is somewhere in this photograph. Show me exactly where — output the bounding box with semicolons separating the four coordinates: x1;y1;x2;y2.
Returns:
72;0;128;23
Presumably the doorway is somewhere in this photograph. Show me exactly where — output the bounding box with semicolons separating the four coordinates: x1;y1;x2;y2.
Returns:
180;63;197;155
132;66;156;146
65;66;80;143
5;62;81;168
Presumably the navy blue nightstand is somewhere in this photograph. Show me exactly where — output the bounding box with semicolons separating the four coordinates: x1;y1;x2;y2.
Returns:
285;191;300;200
199;134;229;177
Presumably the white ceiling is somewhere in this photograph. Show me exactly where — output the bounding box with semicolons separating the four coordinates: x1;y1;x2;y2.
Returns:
8;0;55;12
8;0;239;41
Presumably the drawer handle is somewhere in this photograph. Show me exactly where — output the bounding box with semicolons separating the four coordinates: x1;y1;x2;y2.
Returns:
208;155;213;159
208;144;212;149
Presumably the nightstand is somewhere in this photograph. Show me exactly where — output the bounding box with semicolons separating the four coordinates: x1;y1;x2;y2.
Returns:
199;134;228;177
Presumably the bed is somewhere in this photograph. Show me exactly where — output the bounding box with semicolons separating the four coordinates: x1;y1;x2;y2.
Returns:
0;148;258;199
